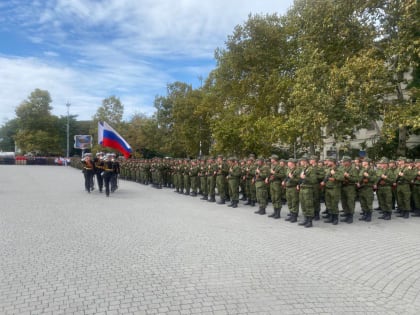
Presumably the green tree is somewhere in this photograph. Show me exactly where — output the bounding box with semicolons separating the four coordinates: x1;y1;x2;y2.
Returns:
208;14;294;156
92;95;124;127
284;0;385;154
368;0;420;155
0;118;19;152
124;113;163;157
91;95;125;153
153;82;211;157
14;89;61;155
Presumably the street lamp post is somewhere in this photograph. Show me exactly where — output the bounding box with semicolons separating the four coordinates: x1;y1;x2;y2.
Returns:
66;102;71;159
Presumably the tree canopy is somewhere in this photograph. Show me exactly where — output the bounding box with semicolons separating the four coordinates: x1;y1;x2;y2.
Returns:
2;0;419;158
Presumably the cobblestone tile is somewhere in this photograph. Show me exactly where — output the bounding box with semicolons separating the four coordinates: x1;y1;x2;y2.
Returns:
0;166;420;315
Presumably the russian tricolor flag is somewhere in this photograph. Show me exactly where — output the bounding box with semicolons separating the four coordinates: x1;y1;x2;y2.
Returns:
98;121;132;158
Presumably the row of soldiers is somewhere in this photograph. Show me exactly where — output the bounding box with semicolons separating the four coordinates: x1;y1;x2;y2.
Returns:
119;154;420;228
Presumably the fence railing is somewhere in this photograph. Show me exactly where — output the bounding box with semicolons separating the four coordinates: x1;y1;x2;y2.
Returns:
1;156;70;166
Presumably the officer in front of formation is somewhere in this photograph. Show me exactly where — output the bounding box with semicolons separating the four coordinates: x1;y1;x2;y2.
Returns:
81;153;95;193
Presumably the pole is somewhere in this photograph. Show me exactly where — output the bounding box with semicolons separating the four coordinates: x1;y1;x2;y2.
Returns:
66;102;71;159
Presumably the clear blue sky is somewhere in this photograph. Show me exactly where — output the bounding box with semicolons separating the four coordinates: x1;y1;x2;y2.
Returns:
0;0;294;124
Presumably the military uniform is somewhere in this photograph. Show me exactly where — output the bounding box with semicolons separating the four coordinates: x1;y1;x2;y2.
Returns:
395;157;415;219
206;157;217;202
183;159;191;195
216;156;229;204
81;153;95;193
321;157;343;225
340;156;358;223
376;157;396;220
102;154;116;197
110;154;120;192
357;158;376;222
239;159;247;201
199;158;209;200
189;160;199;196
227;157;241;208
284;159;300;223
174;160;183;193
254;158;270;215
244;156;257;206
93;152;105;193
310;156;324;220
268;155;285;219
297;157;317;228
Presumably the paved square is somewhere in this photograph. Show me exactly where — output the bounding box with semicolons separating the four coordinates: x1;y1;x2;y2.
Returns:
1;166;419;314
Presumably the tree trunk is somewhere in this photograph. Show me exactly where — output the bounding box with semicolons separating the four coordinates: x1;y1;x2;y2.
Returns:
308;143;316;155
397;126;407;156
395;79;407;157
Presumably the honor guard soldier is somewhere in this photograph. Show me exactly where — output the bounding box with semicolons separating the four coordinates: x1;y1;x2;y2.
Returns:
108;153;120;193
102;154;113;197
94;152;105;193
81;153;95;193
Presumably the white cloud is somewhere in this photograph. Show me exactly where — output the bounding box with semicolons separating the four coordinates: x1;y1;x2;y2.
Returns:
0;55;171;122
0;0;294;125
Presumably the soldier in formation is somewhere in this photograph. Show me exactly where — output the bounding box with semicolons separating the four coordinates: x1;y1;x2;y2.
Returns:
78;154;420;227
297;156;317;228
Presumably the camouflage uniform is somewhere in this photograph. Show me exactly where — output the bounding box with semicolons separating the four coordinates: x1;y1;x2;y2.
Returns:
254;158;270;215
297;157;317;227
284;159;300;223
356;158;376;222
321;157;343;225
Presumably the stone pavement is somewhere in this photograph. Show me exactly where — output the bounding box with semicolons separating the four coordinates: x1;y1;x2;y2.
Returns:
1;165;420;315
